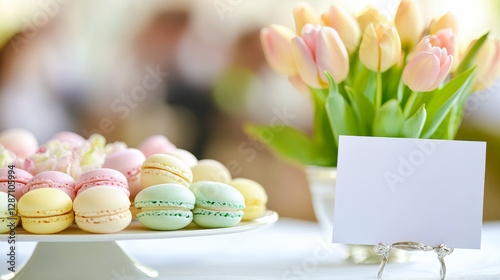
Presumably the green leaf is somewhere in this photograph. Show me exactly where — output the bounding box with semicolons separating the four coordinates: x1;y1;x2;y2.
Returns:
325;73;359;145
430;76;474;139
373;99;404;137
430;108;453;139
396;77;405;105
310;87;336;147
363;71;377;103
244;124;336;166
401;104;427;138
422;67;476;138
456;32;489;75
382;65;401;101
345;86;374;135
351;65;376;103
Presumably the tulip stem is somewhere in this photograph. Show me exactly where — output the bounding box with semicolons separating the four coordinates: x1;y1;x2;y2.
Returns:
404;91;419;118
375;72;383;111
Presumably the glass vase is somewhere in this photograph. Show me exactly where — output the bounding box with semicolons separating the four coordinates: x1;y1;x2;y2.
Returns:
305;165;408;264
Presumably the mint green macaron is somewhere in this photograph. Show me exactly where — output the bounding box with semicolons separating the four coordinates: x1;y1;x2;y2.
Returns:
189;181;245;228
0;192;19;233
135;184;195;230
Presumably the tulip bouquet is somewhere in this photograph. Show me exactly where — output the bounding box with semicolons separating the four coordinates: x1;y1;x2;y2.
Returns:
246;1;500;167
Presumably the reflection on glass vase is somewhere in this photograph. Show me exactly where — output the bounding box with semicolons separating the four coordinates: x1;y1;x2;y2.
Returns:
305;165;408;264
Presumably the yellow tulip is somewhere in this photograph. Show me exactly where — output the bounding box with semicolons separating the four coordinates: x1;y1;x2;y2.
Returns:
293;2;320;35
395;0;424;50
471;38;500;90
429;12;458;35
321;5;361;54
357;5;389;33
359;23;402;72
260;25;297;75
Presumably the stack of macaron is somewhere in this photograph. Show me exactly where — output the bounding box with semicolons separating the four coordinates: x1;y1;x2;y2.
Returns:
135;153;268;230
0;130;269;234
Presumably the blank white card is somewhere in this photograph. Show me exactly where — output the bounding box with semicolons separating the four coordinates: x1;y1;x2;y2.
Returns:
332;136;486;249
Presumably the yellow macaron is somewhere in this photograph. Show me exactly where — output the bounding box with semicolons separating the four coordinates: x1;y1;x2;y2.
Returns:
191;159;231;183
18;188;74;234
229;178;268;220
141;154;193;188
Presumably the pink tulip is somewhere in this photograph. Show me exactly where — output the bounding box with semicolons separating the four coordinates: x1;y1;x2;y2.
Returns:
291;24;349;88
261;25;297;75
403;38;453;91
288;74;310;95
427;28;458;70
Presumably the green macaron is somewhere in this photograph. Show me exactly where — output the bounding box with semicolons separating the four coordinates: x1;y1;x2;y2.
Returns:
189;181;245;228
134;184;195;230
0;192;19;233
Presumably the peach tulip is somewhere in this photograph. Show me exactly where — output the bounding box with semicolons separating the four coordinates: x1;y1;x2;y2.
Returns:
403;38;453;92
430;12;458;35
471;38;500;90
293;2;320;36
427;28;458;71
260;25;297;75
321;5;361;54
359;23;401;72
395;0;424;50
291;24;349;88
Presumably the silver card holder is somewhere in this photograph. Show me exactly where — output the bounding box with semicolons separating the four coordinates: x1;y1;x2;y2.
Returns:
374;242;454;280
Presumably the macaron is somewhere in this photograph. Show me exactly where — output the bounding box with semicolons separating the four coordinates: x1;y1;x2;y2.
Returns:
135;184;195;230
141;154;193;188
24;171;76;200
52;131;86;145
229;178;268;220
0;192;19;233
73;186;132;233
0;167;33;201
190;181;245;228
18;188;74;234
75;168;130;197
103;148;145;200
191;159;232;183
138;135;176;158
0;129;38;158
165;149;198;167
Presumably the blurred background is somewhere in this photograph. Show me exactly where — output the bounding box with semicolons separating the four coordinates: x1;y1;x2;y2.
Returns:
0;0;499;221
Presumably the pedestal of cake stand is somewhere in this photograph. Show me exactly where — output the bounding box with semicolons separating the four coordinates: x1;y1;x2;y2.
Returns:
9;241;157;280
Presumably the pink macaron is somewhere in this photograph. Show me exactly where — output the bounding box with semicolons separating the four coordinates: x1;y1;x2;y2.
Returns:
24;171;76;200
0;167;33;200
0;129;38;158
52;131;86;145
138;135;176;158
75;168;129;197
103;148;145;200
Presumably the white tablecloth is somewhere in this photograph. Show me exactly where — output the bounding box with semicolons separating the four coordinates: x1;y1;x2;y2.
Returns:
5;219;500;279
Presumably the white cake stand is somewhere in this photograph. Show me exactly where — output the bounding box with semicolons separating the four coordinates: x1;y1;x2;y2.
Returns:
0;210;278;280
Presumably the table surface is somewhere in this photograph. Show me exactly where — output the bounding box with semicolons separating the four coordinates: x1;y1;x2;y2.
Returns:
3;218;500;280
